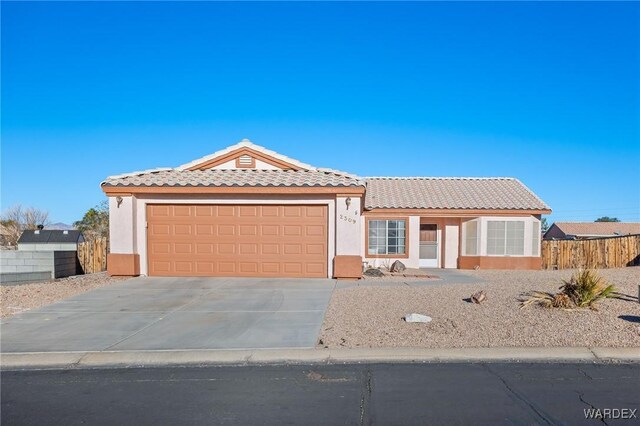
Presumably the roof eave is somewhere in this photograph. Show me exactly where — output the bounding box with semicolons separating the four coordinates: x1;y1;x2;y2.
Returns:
102;185;366;195
363;207;552;215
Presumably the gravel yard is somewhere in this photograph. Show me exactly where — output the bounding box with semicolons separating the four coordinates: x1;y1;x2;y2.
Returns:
320;267;640;348
1;272;129;318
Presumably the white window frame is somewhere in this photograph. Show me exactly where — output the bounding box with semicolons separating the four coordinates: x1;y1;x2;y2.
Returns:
465;216;541;257
532;220;541;256
367;219;407;256
462;219;479;256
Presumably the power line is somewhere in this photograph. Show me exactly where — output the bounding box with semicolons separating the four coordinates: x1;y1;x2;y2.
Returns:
550;207;639;213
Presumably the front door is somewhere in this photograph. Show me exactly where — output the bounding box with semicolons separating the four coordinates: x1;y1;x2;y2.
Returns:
419;224;439;268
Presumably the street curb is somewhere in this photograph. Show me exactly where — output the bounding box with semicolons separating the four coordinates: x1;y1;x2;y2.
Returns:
2;347;639;369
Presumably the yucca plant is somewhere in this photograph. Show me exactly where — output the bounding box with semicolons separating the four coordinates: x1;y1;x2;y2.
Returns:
520;269;616;310
519;291;556;309
560;269;616;308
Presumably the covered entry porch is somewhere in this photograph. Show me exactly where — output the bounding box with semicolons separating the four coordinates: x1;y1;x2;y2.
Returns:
363;214;543;270
363;215;465;270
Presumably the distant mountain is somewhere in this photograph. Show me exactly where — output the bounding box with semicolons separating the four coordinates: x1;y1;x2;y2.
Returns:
47;222;76;231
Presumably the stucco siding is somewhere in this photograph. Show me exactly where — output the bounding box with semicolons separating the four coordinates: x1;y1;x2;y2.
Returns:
109;195;135;253
335;196;362;256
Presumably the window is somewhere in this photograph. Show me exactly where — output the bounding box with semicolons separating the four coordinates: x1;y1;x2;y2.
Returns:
532;220;540;256
487;221;525;255
464;220;478;255
368;219;406;256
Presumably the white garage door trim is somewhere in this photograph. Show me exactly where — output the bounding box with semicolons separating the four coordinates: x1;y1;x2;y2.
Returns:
134;196;336;277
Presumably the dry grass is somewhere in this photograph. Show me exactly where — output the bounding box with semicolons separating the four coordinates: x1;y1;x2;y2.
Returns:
319;267;640;348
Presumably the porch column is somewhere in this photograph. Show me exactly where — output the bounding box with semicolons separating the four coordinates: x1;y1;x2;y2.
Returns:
334;195;362;278
107;195;140;276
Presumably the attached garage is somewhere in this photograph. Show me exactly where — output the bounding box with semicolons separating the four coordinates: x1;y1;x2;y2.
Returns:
146;204;328;278
103;139;367;278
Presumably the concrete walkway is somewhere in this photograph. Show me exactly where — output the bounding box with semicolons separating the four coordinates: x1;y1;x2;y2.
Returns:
337;268;485;288
2;347;639;369
1;277;335;353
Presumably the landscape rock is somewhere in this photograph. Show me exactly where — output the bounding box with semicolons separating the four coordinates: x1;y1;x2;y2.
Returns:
404;313;432;323
390;260;406;273
471;290;487;304
363;268;385;277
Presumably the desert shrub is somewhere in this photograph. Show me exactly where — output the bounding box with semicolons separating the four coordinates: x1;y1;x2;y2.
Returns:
559;269;616;308
520;269;616;310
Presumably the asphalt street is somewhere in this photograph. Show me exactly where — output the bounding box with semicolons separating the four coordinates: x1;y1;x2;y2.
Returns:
2;362;639;425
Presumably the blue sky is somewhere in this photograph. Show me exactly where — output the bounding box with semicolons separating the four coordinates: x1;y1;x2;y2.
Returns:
2;1;639;224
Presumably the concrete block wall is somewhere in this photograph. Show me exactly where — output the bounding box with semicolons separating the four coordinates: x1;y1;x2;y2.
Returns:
18;243;79;251
0;250;81;284
0;251;55;278
1;271;51;285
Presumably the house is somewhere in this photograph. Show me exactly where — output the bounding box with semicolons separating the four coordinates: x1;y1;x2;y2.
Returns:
17;229;85;251
544;222;640;240
102;139;551;278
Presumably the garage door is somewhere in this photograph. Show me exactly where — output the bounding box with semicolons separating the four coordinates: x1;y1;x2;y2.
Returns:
146;204;328;277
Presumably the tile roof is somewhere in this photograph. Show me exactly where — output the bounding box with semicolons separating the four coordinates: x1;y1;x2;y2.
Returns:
102;169;365;188
551;222;640;237
364;177;550;211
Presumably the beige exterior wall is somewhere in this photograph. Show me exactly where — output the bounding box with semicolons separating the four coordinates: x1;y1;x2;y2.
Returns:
108;194;544;275
109;196;136;254
108;194;340;277
335;196;362;256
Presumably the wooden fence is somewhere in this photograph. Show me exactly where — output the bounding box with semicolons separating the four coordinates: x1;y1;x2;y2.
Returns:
541;234;640;270
77;237;109;274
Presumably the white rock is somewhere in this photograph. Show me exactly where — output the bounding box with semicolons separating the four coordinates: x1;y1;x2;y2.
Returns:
404;313;432;323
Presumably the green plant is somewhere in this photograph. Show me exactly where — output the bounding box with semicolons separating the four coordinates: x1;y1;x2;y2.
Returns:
594;216;620;222
560;269;616;308
73;201;109;240
520;269;616;310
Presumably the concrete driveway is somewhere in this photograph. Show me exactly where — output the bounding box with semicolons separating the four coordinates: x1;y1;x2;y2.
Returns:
1;277;335;352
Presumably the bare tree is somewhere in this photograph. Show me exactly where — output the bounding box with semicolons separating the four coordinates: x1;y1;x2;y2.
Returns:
23;206;50;229
0;204;50;247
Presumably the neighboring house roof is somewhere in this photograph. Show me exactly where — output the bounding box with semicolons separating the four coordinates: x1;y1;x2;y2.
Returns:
364;177;550;211
545;222;640;238
18;230;84;244
102;169;365;188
